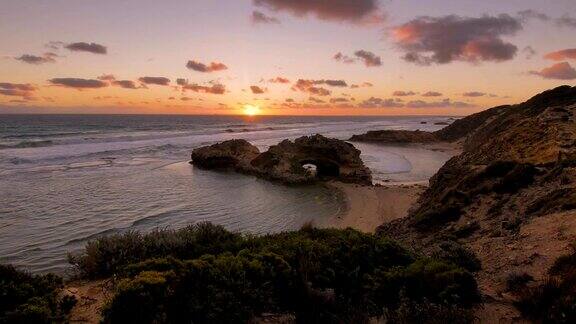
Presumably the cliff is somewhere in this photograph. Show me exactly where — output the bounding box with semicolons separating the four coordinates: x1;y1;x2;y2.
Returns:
377;85;576;321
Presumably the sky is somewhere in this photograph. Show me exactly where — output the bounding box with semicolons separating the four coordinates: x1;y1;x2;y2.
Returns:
1;0;575;116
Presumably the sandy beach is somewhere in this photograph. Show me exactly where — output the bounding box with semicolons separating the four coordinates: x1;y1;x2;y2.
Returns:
327;182;425;233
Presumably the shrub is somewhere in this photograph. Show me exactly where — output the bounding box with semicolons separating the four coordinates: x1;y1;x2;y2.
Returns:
412;205;463;231
0;264;75;323
515;246;576;323
430;240;481;272
78;225;481;323
69;222;244;278
505;272;533;292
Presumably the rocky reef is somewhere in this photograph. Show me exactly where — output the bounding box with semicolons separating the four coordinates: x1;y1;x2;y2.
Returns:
191;134;372;185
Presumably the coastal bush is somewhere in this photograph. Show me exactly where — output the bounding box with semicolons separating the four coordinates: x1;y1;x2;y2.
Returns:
430;240;481;272
69;222;244;278
515;246;576;323
76;224;481;323
0;264;75;323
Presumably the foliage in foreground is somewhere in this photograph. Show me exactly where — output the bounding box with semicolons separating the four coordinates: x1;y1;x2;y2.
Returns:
0;264;75;324
70;222;481;323
514;244;576;323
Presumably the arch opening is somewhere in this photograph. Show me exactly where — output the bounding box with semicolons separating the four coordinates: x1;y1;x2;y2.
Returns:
300;159;340;178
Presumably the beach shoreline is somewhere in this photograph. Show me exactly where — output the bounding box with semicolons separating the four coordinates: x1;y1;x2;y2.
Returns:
325;182;425;233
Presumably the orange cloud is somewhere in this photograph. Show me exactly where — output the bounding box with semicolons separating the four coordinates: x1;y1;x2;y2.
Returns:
530;62;576;80
183;83;226;95
0;83;37;99
250;85;266;94
544;49;576;61
269;76;290;83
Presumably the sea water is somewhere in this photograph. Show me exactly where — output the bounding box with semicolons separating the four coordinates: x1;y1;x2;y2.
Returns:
0;114;455;273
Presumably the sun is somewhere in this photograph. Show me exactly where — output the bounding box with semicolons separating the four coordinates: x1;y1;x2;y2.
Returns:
243;104;261;116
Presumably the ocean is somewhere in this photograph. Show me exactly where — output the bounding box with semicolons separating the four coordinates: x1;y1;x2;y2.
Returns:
0;114;455;274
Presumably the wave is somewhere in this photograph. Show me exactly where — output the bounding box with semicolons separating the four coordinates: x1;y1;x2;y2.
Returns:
0;140;53;150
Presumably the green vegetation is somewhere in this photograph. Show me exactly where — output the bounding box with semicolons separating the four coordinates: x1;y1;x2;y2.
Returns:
69;222;481;323
514;244;576;323
0;264;75;324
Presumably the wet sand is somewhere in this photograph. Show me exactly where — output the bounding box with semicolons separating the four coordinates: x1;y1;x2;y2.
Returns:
327;182;425;233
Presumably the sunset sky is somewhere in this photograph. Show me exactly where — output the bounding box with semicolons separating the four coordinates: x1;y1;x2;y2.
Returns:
1;0;576;115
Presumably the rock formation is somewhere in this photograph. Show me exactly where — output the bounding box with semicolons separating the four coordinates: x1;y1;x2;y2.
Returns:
191;134;372;185
191;139;260;170
349;129;439;144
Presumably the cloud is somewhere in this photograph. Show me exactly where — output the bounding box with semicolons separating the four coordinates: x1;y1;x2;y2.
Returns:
186;60;228;73
529;62;576;80
253;0;382;24
250;85;266;94
269;76;290;83
354;50;382;67
97;74;116;81
422;91;443;97
65;42;107;54
182;83;226;95
544;49;576;61
522;46;537;59
319;79;347;87
405;99;475;108
556;15;576;28
359;97;404;108
45;41;65;50
113;80;140;89
15;52;58;65
334;50;382;67
0;83;37;99
334;52;355;64
292;79;347;96
309;97;325;103
517;9;551;22
49;78;108;89
330;97;349;103
358;97;474;108
138;77;170;86
252;10;280;24
393;14;522;65
393;90;416;97
462;91;486;97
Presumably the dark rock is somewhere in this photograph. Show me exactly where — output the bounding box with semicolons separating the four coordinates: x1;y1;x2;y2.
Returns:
191;135;372;185
349;130;439;144
191;139;260;169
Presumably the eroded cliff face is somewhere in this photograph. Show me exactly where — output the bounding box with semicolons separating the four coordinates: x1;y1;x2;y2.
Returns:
191;134;372;185
407;86;576;234
377;85;576;321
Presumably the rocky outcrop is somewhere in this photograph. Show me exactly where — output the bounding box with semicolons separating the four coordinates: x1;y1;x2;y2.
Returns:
191;139;260;170
191;134;372;185
377;86;576;321
349;130;439;144
349;104;510;145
